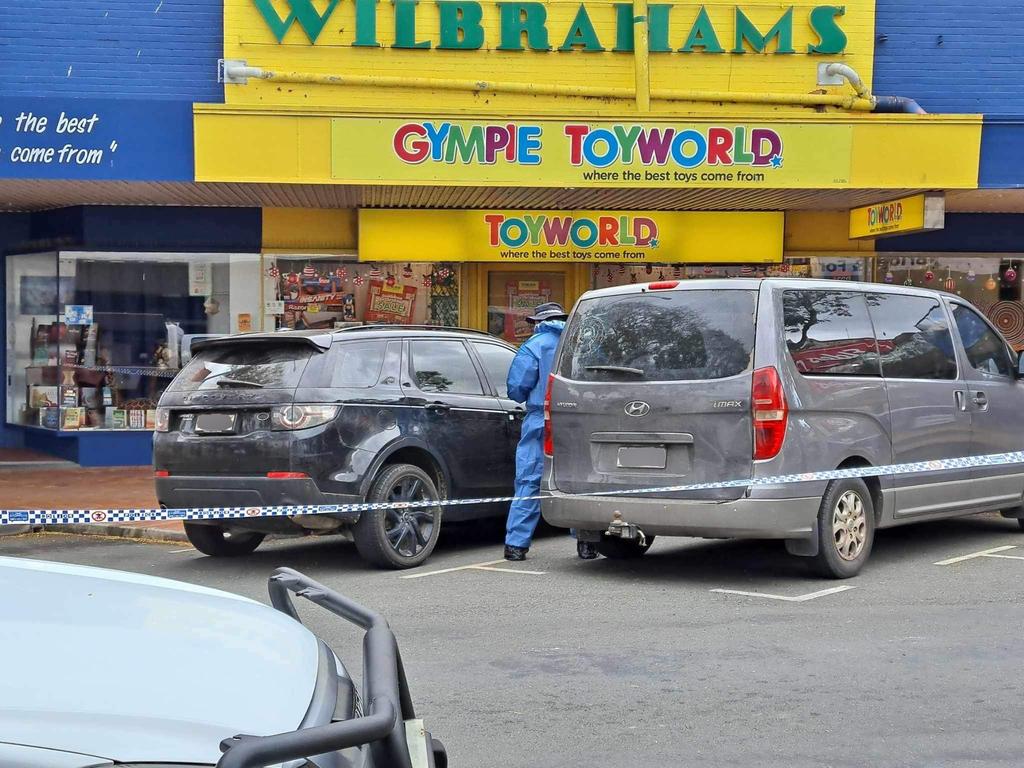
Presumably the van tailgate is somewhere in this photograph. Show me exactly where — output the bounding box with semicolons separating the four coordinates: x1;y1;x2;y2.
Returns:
550;287;757;501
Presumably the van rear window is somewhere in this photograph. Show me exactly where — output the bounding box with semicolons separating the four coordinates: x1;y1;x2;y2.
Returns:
559;290;756;382
171;343;316;391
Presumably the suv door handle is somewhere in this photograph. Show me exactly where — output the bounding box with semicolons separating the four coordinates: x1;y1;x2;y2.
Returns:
954;390;967;411
972;391;988;409
425;402;451;415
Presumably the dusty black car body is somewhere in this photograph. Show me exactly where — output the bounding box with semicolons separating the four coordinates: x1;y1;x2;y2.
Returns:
154;327;522;568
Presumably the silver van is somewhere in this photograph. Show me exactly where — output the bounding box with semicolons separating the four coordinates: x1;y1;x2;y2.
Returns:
541;278;1024;577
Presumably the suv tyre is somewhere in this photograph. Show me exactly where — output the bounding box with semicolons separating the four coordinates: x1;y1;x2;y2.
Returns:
184;523;265;557
354;464;443;569
596;534;655;559
810;478;875;579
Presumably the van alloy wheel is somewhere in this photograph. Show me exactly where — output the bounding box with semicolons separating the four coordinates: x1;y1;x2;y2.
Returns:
832;490;868;561
808;477;875;579
384;477;436;558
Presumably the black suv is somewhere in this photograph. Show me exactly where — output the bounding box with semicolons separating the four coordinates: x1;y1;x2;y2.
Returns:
154;326;522;568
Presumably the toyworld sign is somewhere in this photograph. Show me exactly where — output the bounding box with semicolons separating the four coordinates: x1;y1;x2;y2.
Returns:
358;209;785;263
250;0;850;55
331;117;853;188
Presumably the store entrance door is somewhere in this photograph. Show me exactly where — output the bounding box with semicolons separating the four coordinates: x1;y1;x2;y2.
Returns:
475;264;584;346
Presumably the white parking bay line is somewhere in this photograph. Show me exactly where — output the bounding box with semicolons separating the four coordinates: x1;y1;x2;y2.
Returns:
169;548;194;554
400;559;508;580
710;586;856;603
933;545;1017;566
472;565;547;575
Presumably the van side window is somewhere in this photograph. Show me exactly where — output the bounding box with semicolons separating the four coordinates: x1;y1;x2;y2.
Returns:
952;304;1013;377
867;294;958;380
783;290;880;376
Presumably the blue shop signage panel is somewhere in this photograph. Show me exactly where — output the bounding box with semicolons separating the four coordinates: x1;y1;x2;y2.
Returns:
0;98;193;181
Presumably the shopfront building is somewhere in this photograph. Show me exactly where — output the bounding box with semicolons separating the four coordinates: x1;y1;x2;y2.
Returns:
3;0;1024;464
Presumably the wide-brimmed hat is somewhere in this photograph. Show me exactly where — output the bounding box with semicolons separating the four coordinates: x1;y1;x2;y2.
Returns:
526;302;569;323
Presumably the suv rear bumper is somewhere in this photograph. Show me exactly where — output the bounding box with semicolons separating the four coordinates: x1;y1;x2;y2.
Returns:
156;476;362;529
542;490;820;539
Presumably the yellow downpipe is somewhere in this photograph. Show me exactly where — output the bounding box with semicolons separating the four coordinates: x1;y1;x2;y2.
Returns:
633;0;650;113
653;87;874;111
242;67;635;101
229;66;875;111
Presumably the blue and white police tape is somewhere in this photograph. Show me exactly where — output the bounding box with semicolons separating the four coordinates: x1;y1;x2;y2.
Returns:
3;450;1024;527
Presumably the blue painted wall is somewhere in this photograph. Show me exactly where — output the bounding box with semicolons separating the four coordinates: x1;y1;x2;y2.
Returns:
873;1;1024;116
0;0;222;101
0;0;1019;117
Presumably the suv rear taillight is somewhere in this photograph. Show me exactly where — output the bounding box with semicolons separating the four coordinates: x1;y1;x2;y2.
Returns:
752;366;788;461
543;374;554;458
271;405;339;431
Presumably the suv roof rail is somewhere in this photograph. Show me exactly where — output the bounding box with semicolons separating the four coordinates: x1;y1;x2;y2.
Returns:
334;324;497;337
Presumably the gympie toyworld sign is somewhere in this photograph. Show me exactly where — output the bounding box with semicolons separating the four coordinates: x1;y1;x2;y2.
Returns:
332;118;853;188
358;209;784;263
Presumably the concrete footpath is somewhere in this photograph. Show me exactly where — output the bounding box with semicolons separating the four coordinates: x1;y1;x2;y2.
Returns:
0;466;187;542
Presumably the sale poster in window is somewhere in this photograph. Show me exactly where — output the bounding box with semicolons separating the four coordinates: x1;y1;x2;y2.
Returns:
364;280;417;324
506;280;551;341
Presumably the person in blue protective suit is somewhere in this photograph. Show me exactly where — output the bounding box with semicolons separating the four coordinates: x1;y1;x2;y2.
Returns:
504;302;598;562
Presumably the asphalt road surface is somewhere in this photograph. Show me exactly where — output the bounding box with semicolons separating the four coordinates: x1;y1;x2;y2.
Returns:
4;514;1023;768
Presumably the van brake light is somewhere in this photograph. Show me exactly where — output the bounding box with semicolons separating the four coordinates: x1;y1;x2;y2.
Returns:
751;367;788;461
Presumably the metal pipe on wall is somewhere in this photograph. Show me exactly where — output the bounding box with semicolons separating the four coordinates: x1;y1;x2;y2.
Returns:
632;0;651;113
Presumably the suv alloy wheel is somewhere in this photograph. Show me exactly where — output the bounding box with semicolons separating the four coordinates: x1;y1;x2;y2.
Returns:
354;463;443;569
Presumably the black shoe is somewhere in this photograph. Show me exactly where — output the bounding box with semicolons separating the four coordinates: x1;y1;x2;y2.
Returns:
504;545;528;561
577;540;598;560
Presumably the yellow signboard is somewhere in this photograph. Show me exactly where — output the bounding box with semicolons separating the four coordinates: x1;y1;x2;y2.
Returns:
194;108;982;190
335;117;852;188
224;0;876;115
849;193;945;238
359;209;783;263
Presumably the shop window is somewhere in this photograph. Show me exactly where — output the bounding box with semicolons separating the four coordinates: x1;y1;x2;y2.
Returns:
6;251;261;432
588;261;809;290
269;258;460;330
784;291;880;377
487;271;566;344
868;294;958;381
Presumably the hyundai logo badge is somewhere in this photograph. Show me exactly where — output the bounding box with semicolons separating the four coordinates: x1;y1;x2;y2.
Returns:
624;401;651;417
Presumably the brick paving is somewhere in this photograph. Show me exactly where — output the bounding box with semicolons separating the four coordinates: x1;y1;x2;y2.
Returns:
0;466;184;533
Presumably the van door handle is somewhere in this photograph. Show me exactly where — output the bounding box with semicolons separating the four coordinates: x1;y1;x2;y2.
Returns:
425;402;451;415
972;391;988;409
954;390;967;411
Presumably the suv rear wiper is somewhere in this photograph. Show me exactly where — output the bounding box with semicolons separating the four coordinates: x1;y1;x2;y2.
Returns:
215;378;264;388
585;365;645;377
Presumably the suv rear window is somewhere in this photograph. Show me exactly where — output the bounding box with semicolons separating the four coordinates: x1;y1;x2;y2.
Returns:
560;289;757;382
170;343;316;391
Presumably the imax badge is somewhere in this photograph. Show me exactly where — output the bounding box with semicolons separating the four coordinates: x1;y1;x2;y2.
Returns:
624;401;651;418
